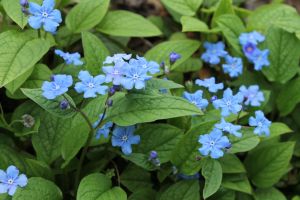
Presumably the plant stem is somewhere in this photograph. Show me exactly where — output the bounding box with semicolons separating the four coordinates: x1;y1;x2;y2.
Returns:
111;160;121;186
235;110;242;124
37;29;41;38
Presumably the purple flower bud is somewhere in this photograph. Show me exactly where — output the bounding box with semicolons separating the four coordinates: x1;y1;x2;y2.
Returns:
112;85;121;92
160;61;165;68
149;151;158;159
50;75;55;81
109;87;116;96
21;7;29;15
107;98;113;107
210;95;218;102
169;52;181;64
60;100;69;110
20;0;28;7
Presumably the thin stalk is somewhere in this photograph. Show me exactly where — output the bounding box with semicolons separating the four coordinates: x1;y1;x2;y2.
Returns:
37;29;41;38
111;160;120;186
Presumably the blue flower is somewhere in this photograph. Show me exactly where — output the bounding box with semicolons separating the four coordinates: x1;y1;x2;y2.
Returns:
121;65;152;90
195;77;224;93
242;42;258;59
93;114;113;139
42;74;73;99
250;49;270;71
129;56;160;74
111;126;140;155
169;52;181;64
54;50;83;66
103;54;132;64
213;88;244;117
75;71;108;98
0;166;28;196
215;118;242;137
28;0;62;33
222;56;243;78
239;85;264;107
201;41;228;65
239;31;265;46
183;90;209;110
198;129;231;159
249;110;271;136
102;62;128;85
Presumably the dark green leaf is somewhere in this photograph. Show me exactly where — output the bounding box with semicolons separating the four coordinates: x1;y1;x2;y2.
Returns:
160;180;200;200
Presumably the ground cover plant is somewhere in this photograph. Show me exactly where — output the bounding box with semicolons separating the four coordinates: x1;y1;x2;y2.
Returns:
0;0;300;199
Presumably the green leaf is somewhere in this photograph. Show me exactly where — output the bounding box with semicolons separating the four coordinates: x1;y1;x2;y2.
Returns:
122;153;157;171
135;124;184;163
32;113;72;164
145;40;200;70
160;180;200;200
254;187;286;200
274;15;300;40
161;0;203;16
2;0;28;28
247;4;297;32
13;177;62;200
216;14;246;55
211;0;234;27
229;128;260;153
21;88;76;119
0;31;50;87
219;154;246;174
146;78;183;91
97;10;162;37
128;188;156;200
266;123;292;139
82;32;110;75
174;58;202;73
66;0;110;33
121;165;152;192
77;173;127;200
245;142;295;188
277;78;300;116
262;26;300;83
181;16;212;33
106;93;202;126
222;175;252;194
171;121;216;175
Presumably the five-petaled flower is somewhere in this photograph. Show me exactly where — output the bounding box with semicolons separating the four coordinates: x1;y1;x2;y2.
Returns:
222;56;243;78
239;85;265;107
201;41;228;65
183;90;209;110
93;114;113;139
121;65;152;90
198;129;231;159
75;71;108;98
195;77;224;93
54;49;83;66
251;49;270;71
42;74;73;99
215;118;242;137
104;54;132;65
111;126;140;155
28;0;62;33
129;56;160;74
213;88;244;117
249;110;271;136
239;31;265;46
103;62;127;85
0;165;28;196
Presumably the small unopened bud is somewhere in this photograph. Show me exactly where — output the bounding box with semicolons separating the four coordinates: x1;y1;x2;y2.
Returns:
109;87;116;96
112;85;121;92
160;61;165;68
22;114;35;128
210;95;218;102
20;0;28;7
185;80;193;92
148;151;160;167
107;98;113;107
21;7;29;15
149;151;158;159
60;100;69;110
50;75;55;81
169;52;181;64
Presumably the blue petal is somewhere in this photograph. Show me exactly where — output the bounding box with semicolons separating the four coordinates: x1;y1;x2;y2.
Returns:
15;174;27;187
0;170;7;182
8;185;17;196
28;2;41;15
121;144;133;155
43;19;59;33
50;9;62;23
6;166;19;179
0;183;8;194
42;0;55;10
28;16;42;29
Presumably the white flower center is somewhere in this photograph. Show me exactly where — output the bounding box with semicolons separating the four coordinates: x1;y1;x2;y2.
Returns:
41;12;48;18
226;101;232;106
258;122;263;127
209;141;215;146
121;135;128;142
7;179;14;185
113;70;120;75
142;64;147;69
132;74;140;80
53;83;60;90
88;83;95;88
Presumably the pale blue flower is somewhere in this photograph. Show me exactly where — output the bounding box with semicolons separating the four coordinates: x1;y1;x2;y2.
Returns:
239;31;265;46
103;54;132;64
0;166;28;196
102;62;128;85
75;71;108;98
251;49;270;71
93;114;113;139
28;0;62;33
195;77;224;93
198;129;231;159
239;85;264;107
213;88;244;117
215;118;242;137
222;56;243;78
111;126;140;155
201;42;228;65
129;56;160;74
121;65;152;90
249;110;271;136
183;90;209;110
42;74;73;99
54;49;83;66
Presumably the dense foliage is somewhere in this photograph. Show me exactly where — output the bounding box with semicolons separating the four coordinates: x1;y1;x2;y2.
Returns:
0;0;300;199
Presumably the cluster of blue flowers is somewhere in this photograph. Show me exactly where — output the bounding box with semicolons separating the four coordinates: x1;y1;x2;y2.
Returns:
0;166;28;196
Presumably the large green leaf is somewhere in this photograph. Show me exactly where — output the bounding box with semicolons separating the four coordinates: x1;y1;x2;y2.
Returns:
66;0;110;33
262;26;300;84
97;10;162;37
222;175;252;194
274;15;300;40
0;31;50;87
13;177;62;200
211;0;234;27
145;40;200;70
219;154;245;174
2;0;28;28
22;88;76;119
106;93;202;126
254;187;286;200
181;16;211;33
159;180;200;200
161;0;203;16
202;159;223;199
229;128;260;153
82;32;110;75
77;173;127;200
135;124;184;163
245;142;295;188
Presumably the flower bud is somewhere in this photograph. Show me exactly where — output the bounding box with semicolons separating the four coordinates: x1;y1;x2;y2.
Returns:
109;87;116;96
22;114;35;128
50;75;55;81
20;0;28;7
210;95;218;102
107;98;113;107
149;151;158;159
169;52;181;64
60;100;69;110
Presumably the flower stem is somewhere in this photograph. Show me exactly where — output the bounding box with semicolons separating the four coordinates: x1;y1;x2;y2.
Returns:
37;29;41;38
235;110;242;124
